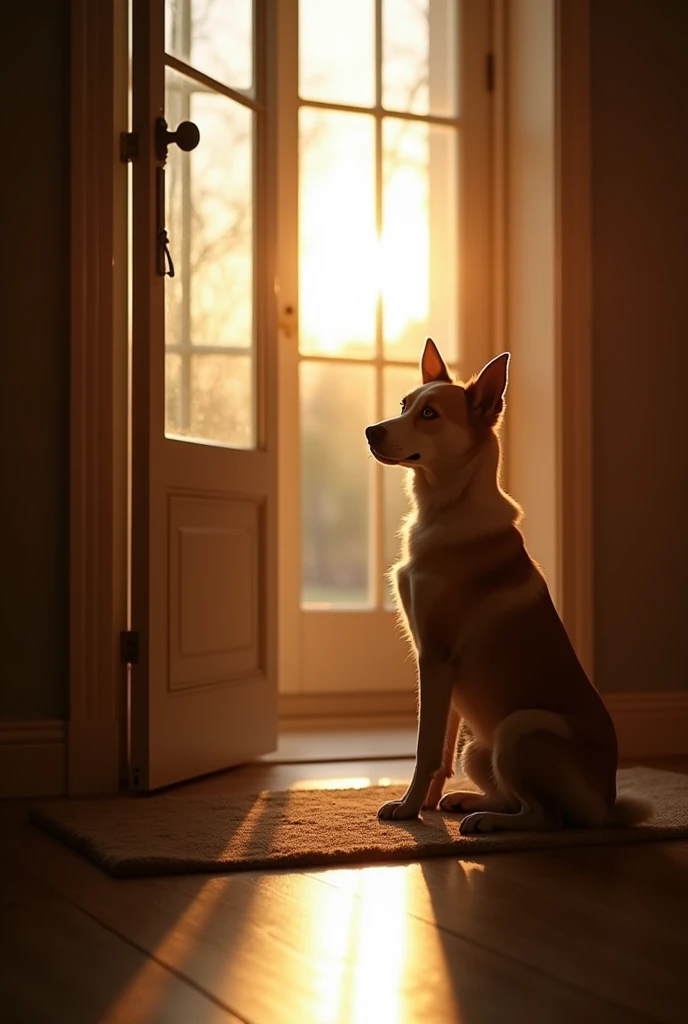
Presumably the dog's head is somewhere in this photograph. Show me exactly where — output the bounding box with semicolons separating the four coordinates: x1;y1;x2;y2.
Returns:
365;339;510;470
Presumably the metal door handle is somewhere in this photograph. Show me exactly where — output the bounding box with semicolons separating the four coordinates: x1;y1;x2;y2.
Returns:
155;117;200;163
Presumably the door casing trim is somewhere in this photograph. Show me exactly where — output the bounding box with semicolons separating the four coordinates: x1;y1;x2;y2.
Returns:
69;0;128;795
68;0;594;788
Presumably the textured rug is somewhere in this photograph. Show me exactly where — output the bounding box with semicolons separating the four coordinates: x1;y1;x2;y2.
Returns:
30;767;688;879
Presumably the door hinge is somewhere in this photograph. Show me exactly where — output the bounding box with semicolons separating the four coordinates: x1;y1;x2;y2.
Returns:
120;629;140;665
486;52;495;92
120;131;139;162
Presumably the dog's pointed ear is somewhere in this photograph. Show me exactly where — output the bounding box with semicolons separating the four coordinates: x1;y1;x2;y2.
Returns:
466;352;510;422
421;338;452;384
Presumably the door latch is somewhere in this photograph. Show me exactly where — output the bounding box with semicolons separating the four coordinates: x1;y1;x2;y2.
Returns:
154;118;200;276
156;167;175;278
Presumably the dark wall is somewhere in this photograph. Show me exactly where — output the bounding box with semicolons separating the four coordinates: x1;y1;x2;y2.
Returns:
0;0;685;718
0;4;70;718
591;0;688;691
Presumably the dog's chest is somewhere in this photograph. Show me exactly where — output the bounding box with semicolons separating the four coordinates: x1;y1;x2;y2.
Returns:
393;535;539;653
394;556;486;642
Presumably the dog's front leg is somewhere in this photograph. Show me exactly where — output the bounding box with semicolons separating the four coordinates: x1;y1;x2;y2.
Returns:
378;657;454;821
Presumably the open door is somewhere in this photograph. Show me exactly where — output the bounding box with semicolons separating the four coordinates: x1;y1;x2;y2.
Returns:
129;0;278;790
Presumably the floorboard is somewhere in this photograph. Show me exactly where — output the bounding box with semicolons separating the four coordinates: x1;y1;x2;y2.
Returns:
258;728;417;764
1;753;687;1024
309;844;688;1022
0;864;242;1024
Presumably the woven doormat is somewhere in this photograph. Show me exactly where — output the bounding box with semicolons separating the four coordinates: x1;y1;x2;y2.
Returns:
30;767;688;879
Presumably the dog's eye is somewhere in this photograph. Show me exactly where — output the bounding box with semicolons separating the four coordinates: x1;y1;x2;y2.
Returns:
421;405;437;419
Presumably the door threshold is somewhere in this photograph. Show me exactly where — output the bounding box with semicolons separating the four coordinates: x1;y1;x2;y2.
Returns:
260;727;416;765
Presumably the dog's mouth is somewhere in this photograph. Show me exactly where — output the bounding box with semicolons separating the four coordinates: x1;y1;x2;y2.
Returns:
369;448;421;466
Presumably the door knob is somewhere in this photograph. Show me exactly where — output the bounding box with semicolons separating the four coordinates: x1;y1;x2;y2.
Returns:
155;117;200;163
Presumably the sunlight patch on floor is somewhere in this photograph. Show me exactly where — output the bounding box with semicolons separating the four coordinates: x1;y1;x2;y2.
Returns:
348;868;409;1024
221;792;266;857
458;860;486;877
103;877;223;1024
288;776;401;791
289;776;375;791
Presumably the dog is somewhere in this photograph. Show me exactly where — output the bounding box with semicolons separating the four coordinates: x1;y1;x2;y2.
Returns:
365;339;651;833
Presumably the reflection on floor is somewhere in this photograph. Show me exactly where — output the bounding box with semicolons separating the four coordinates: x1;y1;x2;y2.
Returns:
1;753;687;1023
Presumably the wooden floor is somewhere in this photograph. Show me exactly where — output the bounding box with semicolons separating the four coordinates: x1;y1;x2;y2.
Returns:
1;751;688;1024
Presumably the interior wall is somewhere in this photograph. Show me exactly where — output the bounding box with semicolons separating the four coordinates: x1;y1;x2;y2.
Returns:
590;0;688;693
0;0;684;726
503;0;558;602
0;3;70;720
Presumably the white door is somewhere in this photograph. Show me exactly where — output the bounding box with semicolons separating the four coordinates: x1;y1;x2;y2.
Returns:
129;0;278;790
276;0;493;695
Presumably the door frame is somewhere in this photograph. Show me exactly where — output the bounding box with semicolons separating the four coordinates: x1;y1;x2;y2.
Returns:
554;0;594;679
68;0;596;790
68;0;129;795
276;0;493;700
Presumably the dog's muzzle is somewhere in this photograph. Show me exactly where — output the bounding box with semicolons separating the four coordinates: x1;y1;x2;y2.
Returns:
365;424;388;448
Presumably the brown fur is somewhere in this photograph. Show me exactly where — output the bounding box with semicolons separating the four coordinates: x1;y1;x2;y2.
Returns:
365;339;651;832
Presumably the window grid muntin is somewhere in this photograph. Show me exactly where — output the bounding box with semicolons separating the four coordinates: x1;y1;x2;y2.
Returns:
297;0;460;609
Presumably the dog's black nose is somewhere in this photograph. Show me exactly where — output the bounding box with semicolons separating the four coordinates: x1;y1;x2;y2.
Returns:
365;424;387;447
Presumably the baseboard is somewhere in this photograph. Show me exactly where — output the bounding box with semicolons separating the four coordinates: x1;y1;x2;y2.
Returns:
280;691;688;762
0;720;67;798
1;696;681;799
605;691;688;760
279;691;417;731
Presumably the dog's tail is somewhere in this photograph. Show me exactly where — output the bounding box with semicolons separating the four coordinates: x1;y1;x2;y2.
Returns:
606;793;654;827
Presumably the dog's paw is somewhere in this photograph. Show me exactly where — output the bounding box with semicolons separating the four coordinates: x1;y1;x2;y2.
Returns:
377;799;419;822
459;811;497;834
439;790;488;813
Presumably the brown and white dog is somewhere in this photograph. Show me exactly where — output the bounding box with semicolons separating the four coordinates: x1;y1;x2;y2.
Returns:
365;339;651;833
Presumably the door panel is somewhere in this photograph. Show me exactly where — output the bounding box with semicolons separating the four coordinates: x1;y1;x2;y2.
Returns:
130;0;277;790
277;0;491;694
168;494;262;687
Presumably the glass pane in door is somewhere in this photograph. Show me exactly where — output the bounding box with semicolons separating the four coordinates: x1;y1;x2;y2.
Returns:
299;0;375;107
382;117;458;363
299;108;377;359
165;0;253;94
382;0;458;116
164;66;255;447
301;361;375;607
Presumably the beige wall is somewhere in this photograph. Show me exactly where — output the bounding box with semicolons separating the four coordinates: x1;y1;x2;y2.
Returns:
503;0;558;604
590;0;688;691
0;4;70;719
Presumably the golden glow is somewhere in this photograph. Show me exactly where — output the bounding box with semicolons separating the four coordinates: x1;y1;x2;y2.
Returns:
289;776;396;791
306;877;358;1024
101;958;172;1024
102;878;224;1023
307;866;411;1024
459;860;486;878
299;108;378;358
349;869;408;1024
298;0;459;361
291;776;372;791
299;112;438;359
220;793;265;857
380;122;430;346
